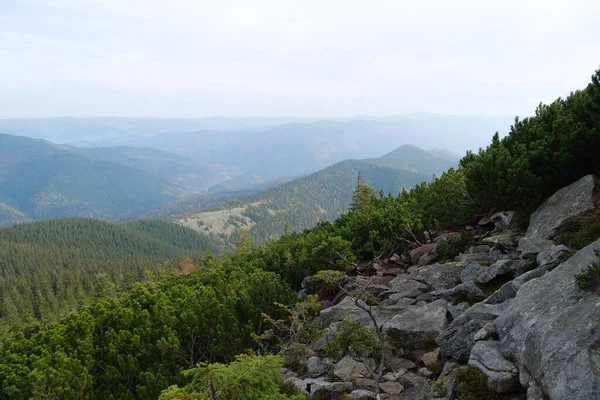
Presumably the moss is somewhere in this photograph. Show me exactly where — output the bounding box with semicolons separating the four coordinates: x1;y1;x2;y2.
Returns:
454;366;501;400
575;250;600;293
431;376;447;397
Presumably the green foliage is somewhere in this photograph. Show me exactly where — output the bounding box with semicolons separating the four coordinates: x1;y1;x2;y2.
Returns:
159;354;303;400
575;250;600;293
304;270;353;298
323;319;381;363
454;366;501;400
561;211;600;249
460;67;600;218
436;231;473;262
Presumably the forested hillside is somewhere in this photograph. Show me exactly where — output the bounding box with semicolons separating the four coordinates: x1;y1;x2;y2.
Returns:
176;145;457;243
0;218;221;326
0;67;597;399
0;134;191;226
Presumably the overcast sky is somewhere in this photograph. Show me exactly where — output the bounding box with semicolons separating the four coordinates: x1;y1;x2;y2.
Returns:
1;0;599;118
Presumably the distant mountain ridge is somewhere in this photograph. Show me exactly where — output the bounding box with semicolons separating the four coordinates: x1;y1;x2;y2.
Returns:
0;133;191;226
175;145;458;243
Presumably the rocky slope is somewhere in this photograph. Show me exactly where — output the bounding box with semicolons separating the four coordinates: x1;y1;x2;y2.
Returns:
286;174;600;399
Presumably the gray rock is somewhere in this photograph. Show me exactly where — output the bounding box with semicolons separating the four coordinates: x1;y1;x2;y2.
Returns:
333;355;373;381
348;389;378;400
436;302;507;362
458;252;509;266
446;301;470;320
460;262;488;283
382;296;417;307
536;244;573;267
383;299;449;350
305;356;330;378
411;243;437;264
388;253;403;265
311;380;353;397
387;282;427;298
473;322;497;341
482;234;519;251
477;259;535;284
468;340;521;393
484;281;517;304
518;237;555;260
409;262;464;291
432;281;485;304
418;249;439;267
525;174;598;240
380;380;405;395
319;296;406;328
394;371;433;400
495;238;600;399
468;244;491;254
491;211;516;232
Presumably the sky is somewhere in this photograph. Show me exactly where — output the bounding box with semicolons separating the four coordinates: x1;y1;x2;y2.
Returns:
1;0;599;118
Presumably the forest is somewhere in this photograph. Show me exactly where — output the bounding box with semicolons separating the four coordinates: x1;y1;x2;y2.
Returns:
0;67;598;399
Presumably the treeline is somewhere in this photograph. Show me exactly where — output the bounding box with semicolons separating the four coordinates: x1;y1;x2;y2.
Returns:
0;219;222;326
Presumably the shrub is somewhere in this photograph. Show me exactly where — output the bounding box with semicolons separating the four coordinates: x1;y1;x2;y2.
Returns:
323;319;381;363
436;231;473;262
303;270;353;298
575;250;600;293
454;366;501;400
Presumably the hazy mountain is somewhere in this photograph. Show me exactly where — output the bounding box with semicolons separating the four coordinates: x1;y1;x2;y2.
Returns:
0;133;191;226
60;145;238;193
175;144;458;243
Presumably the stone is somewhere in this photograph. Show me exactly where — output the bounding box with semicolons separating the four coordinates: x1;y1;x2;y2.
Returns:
433;232;461;243
436;302;508;363
417;367;434;378
333;355;372;381
386;282;426;299
382;296;417;307
525;174;598;240
319;296;407;328
380;381;405;395
460;262;488;283
482;233;519;250
388;253;403;265
415;292;433;302
348;389;378;400
409;263;464;291
490;211;516;232
383;299;449;350
478;215;492;226
473;322;497;341
468;340;521;393
484;281;517;304
305;356;330;377
421;348;441;370
432;281;485;304
446;301;470;320
458;252;508;266
468;244;491;254
394;371;433;400
495;238;600;399
418;249;439;267
536;244;573;267
477;259;535;284
411;243;436;265
388;356;417;371
517;237;555;260
311;380;353;397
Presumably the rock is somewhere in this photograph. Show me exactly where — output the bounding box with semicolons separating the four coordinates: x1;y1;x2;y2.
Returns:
380;381;405;395
417;367;434;378
382;296;417;307
491;211;516;232
415;292;433;302
457;252;508;266
484;281;517;304
446;301;470;320
477;259;535;284
388;253;403;265
333;355;373;381
478;215;492;226
468;244;491;254
411;243;437;264
525;174;598;240
436;302;508;363
305;356;330;377
495;238;600;399
387;282;427;299
468;341;521;393
319;296;406;328
311;380;353;397
460;262;488;283
388;356;417;371
536;244;573;267
473;322;497;341
409;263;464;291
348;389;378;400
418;250;439;267
421;348;441;370
432;281;485;304
433;232;461;243
383;299;449;350
482;234;519;250
517;237;555;260
394;371;433;400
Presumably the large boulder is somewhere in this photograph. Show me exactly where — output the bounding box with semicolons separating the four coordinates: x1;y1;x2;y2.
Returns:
477;259;535;284
411;243;436;264
333;355;373;381
495;238;600;399
436;302;508;363
305;356;331;378
319;296;407;328
432;281;485;304
383;299;450;350
525;174;598;240
517;237;554;260
468;340;521;393
409;262;464;291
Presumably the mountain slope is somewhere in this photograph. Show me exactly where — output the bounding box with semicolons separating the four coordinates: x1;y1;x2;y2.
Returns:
0;134;190;225
175;145;457;242
61;145;237;193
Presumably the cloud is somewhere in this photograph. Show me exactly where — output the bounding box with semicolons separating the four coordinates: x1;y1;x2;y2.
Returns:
0;0;599;117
